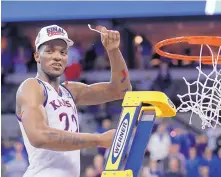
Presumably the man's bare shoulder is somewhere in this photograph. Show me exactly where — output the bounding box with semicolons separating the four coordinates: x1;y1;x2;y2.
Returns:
62;81;88;89
16;78;44;105
17;78;40;93
61;81;86;98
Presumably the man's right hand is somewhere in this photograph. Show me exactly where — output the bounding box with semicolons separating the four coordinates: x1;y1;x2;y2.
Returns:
98;129;116;148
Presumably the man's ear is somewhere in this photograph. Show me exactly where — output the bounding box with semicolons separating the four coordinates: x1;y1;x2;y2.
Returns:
34;52;40;63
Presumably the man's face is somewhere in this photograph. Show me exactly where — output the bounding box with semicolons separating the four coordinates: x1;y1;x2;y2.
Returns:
35;39;68;78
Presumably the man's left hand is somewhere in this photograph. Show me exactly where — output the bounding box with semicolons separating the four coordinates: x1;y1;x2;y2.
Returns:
97;26;120;52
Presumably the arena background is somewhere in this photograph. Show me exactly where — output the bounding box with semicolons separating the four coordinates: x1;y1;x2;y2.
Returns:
1;1;221;177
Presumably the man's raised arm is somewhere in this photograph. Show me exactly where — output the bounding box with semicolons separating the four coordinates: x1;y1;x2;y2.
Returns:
64;27;132;106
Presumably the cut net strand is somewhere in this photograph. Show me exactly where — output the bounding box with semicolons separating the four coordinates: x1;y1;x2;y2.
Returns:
177;45;221;129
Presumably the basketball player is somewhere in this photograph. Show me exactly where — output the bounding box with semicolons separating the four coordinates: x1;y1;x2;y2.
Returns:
15;24;132;177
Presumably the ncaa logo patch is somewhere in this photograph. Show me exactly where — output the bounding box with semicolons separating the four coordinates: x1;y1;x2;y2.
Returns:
111;113;130;164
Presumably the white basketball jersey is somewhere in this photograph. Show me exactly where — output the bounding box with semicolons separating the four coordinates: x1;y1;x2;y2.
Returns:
18;78;80;177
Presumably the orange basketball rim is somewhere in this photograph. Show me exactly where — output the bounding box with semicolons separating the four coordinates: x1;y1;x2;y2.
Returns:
154;36;221;64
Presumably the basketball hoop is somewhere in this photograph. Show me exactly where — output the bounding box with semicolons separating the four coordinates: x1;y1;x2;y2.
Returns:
154;36;221;129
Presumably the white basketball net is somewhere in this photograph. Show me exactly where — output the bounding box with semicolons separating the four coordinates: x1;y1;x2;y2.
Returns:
177;45;221;129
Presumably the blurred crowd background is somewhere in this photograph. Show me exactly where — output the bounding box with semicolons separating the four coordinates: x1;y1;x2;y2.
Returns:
1;1;221;177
